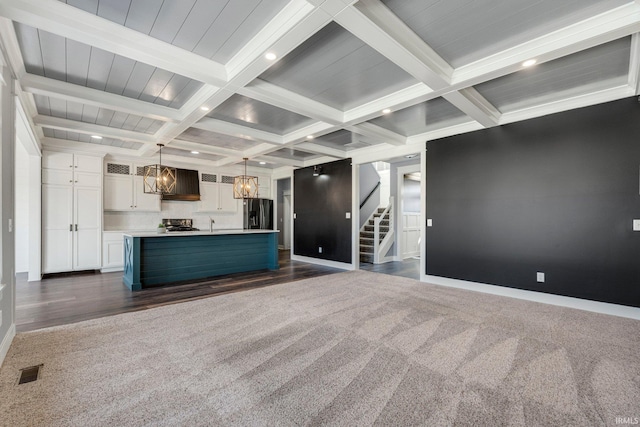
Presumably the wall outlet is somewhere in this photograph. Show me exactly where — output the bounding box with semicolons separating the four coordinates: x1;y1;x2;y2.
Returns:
536;272;545;283
427;219;433;227
318;247;323;253
633;219;640;231
345;212;351;219
293;213;297;219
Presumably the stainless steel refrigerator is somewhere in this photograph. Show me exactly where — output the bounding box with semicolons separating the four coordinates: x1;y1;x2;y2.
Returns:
243;198;273;229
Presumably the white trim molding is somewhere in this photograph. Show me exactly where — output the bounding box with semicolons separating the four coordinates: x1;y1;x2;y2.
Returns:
424;275;640;320
291;254;355;271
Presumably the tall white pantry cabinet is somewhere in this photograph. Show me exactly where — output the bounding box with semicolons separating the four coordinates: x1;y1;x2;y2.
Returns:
42;151;103;273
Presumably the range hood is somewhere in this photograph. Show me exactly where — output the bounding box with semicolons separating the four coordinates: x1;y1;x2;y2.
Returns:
161;168;200;201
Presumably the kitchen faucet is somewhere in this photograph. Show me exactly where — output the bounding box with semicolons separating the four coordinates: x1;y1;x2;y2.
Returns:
209;217;215;232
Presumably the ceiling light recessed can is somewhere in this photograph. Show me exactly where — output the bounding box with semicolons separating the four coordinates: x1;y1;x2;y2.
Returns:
91;135;102;139
382;108;391;114
200;106;210;111
265;52;277;60
259;161;266;165
191;151;199;154
522;59;537;67
306;135;314;140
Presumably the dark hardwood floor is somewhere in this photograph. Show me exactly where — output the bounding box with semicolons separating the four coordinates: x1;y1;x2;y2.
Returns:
15;252;421;333
15;250;341;332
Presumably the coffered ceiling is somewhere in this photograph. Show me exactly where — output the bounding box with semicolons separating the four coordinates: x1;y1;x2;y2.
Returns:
0;0;638;171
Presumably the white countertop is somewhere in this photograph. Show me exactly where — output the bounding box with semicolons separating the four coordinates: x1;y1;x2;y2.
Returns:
123;229;279;238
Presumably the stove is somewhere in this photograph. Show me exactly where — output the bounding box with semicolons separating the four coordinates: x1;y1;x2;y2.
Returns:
162;218;199;232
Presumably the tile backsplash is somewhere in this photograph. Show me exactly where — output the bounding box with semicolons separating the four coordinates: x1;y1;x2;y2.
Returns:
104;200;243;231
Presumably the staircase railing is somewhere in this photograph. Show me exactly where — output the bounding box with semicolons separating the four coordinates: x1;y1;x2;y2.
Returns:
373;196;394;264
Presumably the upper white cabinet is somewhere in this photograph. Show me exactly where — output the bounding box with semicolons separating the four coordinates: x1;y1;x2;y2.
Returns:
42;151;102;273
198;172;238;213
104;162;160;212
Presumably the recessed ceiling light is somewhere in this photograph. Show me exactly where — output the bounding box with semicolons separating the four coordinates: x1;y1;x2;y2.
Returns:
191;151;199;154
91;135;102;139
307;135;314;140
382;108;391;114
522;59;537;67
200;106;210;111
265;52;277;60
259;161;266;165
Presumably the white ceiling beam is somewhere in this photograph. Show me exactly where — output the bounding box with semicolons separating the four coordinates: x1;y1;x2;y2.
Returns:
499;84;634;126
20;73;181;123
452;3;640;88
283;122;340;144
144;86;231;156
169;139;244;158
34;115;156;144
42;137;139;156
254;154;305;168
349;140;426;165
343;83;433;125
193;118;284;145
0;17;26;79
338;0;452;88
442;88;501;128
239;80;344;124
406;121;485;145
293;142;348;158
628;33;640;94
0;0;228;86
226;0;322;81
345;122;406;146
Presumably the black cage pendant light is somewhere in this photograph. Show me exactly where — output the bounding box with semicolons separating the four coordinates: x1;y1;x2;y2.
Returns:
143;143;177;195
233;157;259;199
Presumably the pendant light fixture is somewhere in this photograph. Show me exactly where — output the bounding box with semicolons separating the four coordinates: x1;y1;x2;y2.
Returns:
143;143;177;195
233;157;259;199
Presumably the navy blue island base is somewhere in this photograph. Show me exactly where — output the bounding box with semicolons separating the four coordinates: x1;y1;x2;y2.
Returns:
123;230;279;291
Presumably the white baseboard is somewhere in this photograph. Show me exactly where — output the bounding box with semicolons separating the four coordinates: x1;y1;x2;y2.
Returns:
0;323;16;368
101;266;124;273
425;275;640;320
291;254;355;271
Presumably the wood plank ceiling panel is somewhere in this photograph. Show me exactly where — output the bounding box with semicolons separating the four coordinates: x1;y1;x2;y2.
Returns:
208;94;316;135
179;128;262;151
381;0;631;67
14;22;204;109
475;37;632;112
369;97;470;136
258;22;418;110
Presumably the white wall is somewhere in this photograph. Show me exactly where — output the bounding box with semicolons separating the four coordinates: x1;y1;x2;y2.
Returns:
14;141;29;272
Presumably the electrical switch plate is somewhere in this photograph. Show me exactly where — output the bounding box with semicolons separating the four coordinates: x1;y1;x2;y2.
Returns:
345;212;351;219
427;219;433;227
318;247;323;253
633;219;640;231
293;213;297;219
536;272;545;283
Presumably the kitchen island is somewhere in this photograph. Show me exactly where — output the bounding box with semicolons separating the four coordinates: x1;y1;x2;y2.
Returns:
123;230;279;290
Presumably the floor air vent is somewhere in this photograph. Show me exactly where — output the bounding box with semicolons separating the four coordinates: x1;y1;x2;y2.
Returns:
18;365;42;384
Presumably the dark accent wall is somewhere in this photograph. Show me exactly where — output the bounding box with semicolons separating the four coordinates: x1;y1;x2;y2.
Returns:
426;97;640;307
294;158;352;263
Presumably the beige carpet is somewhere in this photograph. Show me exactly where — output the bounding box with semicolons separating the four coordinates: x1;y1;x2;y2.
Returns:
1;270;639;426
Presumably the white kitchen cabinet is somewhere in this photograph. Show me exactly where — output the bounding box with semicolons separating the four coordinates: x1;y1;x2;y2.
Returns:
198;173;238;213
103;162;160;211
102;231;124;272
42;151;103;273
256;175;271;198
